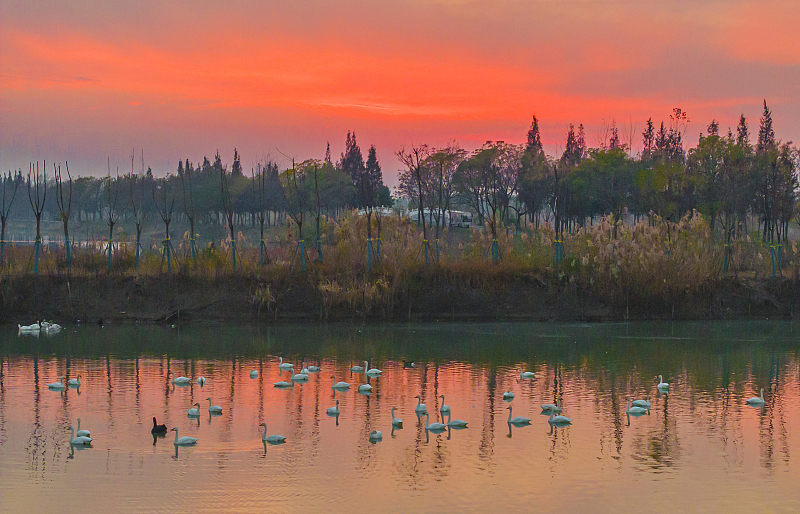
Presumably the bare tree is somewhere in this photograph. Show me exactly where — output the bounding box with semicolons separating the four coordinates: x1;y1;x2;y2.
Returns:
27;162;47;274
54;162;73;268
104;158;121;270
179;159;198;261
1;170;21;265
397;144;432;266
129;150;148;268
220;160;237;269
152;178;176;273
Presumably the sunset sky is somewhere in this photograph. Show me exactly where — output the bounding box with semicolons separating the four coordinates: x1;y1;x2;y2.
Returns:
2;0;799;186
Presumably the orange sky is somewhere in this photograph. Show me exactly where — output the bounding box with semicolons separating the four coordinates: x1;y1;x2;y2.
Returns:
2;0;799;186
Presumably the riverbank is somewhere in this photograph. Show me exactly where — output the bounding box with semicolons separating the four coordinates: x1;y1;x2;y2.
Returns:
1;271;798;325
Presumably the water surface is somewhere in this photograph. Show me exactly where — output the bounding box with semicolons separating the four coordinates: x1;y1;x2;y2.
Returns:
1;321;799;513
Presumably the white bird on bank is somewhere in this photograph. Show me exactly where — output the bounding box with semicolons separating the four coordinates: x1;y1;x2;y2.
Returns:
746;388;766;406
259;423;286;444
171;427;198;446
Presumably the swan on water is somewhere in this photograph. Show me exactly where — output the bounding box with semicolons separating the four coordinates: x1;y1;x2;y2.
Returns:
358;382;372;393
541;399;562;413
250;370;259;378
206;398;222;413
300;362;310;374
307;364;321;373
507;406;531;425
168;371;191;384
365;361;382;377
626;397;649;416
521;371;536;379
259;423;286;444
42;321;62;335
350;361;365;373
547;412;572;425
68;374;82;387
425;412;447;432
332;377;351;390
657;375;669;391
327;400;340;415
274;379;293;388
415;395;427;413
746;388;766;406
171;427;198;446
278;357;293;370
631;397;651;409
503;391;515;400
439;395;450;413
76;418;90;437
369;430;383;441
48;376;66;390
187;403;201;416
291;372;309;382
392;407;403;427
446;412;468;428
197;376;206;386
151;417;168;434
69;425;92;445
18;321;41;335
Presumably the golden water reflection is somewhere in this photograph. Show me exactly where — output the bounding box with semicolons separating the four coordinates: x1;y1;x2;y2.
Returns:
0;321;799;512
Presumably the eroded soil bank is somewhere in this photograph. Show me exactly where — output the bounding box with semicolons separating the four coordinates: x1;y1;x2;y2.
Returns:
1;272;798;325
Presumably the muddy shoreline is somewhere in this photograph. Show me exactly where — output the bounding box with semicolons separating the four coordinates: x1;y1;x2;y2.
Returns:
1;273;798;325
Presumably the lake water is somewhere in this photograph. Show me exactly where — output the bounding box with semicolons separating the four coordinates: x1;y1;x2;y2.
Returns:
1;321;799;513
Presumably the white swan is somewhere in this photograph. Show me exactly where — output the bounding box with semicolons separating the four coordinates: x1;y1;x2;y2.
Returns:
68;374;82;387
425;412;447;432
439;395;450;413
414;395;427;413
18;321;41;335
250;370;259;378
503;391;515;400
76;418;90;437
332;377;351;390
42;321;62;335
626;397;649;416
69;425;92;445
657;375;669;391
746;388;766;406
392;407;403;427
300;362;310;374
541;399;562;413
168;371;191;384
507;406;531;425
365;361;382;377
278;357;293;370
547;412;572;425
307;364;321;373
327;399;340;415
631;397;651;409
369;430;383;441
446;412;468;428
358;382;372;393
197;376;206;386
48;376;66;390
350;361;365;373
274;379;293;388
521;371;536;379
171;427;198;446
187;402;201;416
259;423;286;444
206;397;222;413
291;372;309;382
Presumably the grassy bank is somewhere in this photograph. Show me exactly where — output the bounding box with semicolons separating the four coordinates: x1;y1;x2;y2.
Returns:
2;212;800;323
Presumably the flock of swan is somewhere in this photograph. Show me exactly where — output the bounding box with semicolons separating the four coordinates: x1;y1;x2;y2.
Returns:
18;321;62;337
51;361;769;452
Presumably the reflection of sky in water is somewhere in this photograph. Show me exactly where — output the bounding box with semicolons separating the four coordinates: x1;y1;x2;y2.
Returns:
0;321;799;512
